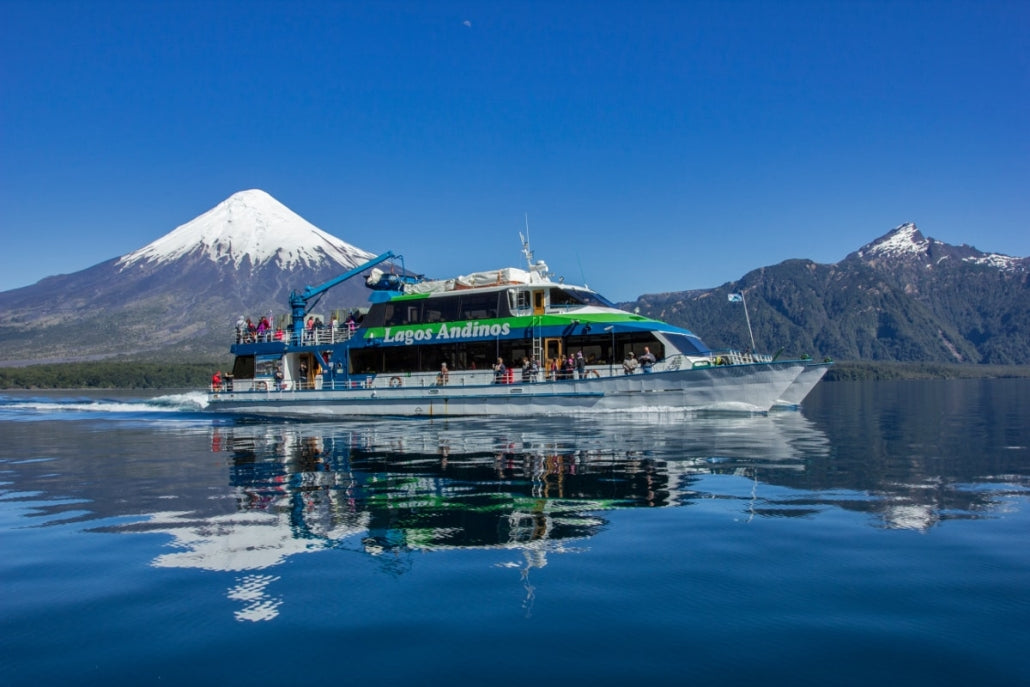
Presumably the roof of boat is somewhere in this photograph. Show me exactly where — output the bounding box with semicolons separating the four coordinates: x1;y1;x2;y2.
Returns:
369;259;598;298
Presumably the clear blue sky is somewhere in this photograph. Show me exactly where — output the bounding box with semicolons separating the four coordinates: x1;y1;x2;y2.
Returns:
2;1;1027;301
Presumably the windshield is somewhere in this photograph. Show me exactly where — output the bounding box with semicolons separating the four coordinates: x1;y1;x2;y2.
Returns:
662;332;711;356
550;287;617;309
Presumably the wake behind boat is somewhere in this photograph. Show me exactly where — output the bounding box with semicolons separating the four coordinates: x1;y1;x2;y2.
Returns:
206;239;825;418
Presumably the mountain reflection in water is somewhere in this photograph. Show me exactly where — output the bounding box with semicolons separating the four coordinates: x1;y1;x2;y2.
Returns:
139;405;1026;588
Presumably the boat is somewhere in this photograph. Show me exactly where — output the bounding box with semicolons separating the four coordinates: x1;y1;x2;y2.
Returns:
206;240;825;418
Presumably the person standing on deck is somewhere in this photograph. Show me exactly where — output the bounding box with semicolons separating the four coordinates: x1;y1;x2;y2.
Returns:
639;346;656;373
623;352;638;375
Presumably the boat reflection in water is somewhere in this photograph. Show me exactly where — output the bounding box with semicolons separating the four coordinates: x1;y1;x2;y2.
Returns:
146;413;827;620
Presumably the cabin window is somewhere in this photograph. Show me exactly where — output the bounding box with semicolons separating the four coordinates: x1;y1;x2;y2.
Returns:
459;292;502;320
232;355;255;379
549;288;579;309
509;289;531;314
379;301;427;326
350;341;500;374
255;355;280;379
424;296;460;323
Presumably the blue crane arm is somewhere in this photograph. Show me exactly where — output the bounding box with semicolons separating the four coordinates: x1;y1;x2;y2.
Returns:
289;250;398;340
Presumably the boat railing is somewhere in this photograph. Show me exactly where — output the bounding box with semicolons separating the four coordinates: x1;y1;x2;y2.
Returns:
292;326;356;346
210;353;783;395
710;349;773;365
236;327;357;347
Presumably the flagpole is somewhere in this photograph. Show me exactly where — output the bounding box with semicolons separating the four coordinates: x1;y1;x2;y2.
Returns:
740;293;756;352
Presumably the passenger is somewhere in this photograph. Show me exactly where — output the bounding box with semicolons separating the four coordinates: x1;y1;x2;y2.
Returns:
305;316;315;343
623;352;638;375
639;346;657;373
561;354;575;380
521;356;539;383
235;315;246;343
437;362;450;386
246;318;257;343
274;364;284;390
575;350;586;379
257;316;269;341
274;327;284;341
493;357;507;384
211;370;223;392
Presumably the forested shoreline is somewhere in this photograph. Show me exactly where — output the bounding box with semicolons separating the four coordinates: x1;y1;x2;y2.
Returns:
0;361;226;389
1;359;1028;389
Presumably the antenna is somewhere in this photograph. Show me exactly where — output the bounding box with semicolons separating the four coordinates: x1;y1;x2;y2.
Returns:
520;213;534;271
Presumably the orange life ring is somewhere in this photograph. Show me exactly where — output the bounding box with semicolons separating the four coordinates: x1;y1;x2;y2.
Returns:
389;376;402;388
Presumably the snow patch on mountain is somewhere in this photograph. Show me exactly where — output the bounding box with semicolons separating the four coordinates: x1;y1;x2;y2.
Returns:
857;223;928;259
117;189;376;271
963;253;1022;271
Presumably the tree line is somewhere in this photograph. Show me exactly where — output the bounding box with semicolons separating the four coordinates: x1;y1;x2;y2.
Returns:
0;361;226;389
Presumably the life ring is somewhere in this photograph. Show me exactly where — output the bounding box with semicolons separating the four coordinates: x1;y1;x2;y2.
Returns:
256;380;268;391
389;376;402;388
587;370;600;378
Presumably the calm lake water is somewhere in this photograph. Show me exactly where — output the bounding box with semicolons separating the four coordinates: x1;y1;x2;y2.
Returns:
1;379;1028;686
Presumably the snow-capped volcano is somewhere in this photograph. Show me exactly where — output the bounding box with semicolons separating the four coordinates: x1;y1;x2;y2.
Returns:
0;189;390;364
117;189;376;271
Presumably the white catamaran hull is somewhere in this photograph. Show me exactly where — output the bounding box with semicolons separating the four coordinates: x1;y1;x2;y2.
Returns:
207;361;807;418
774;362;832;408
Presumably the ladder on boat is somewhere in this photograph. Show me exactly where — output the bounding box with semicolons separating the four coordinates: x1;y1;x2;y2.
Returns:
531;317;544;365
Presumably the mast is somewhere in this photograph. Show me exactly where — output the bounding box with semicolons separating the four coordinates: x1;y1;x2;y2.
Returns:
520;214;534;271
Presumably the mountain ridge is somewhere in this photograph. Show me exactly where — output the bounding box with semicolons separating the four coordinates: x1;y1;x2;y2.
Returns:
624;223;1029;364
